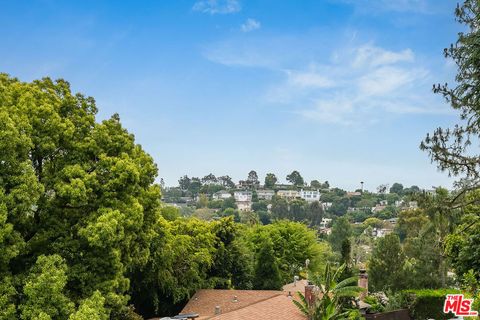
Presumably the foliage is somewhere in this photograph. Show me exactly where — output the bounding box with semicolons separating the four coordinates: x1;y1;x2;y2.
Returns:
363;295;385;313
253;236;282;290
401;289;462;320
286;170;304;187
420;0;480;186
20;255;75;320
0;74;163;318
389;183;404;195
68;291;108;320
161;205;180;221
328;217;352;252
264;173;278;188
369;234;407;292
293;263;364;320
247;220;332;282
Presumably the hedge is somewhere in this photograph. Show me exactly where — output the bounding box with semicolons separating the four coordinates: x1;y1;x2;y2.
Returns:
401;289;463;320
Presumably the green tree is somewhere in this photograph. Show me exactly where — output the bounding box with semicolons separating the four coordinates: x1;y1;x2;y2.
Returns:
221;197;237;211
286;170;304;187
218;175;235;189
68;291;108;320
306;201;324;226
418;187;458;287
253;237;283;290
161;205;180;221
264;173;278;188
395;209;429;241
20;255;74;320
178;175;191;190
247;170;259;187
197;193;209;208
271;196;289;220
310;180;322;189
421;0;480;186
328;217;352;252
0;75;161;318
188;177;202;197
369;234;407;292
389;183;404;195
208;217;253;289
201;173;217;184
248;221;328;282
251;200;268;212
290;199;307;221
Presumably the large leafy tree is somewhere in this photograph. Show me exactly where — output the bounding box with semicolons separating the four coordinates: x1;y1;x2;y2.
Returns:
286;170;304;187
253;236;283;290
0;74;161;318
328;217;352;252
264;173;278;188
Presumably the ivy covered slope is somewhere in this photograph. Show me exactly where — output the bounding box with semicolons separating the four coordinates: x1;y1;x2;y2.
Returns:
0;74;162;319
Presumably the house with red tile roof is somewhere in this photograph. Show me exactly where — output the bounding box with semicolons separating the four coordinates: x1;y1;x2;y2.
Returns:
177;284;307;320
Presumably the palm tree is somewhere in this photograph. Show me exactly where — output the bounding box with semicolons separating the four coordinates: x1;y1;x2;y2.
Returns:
293;263;364;320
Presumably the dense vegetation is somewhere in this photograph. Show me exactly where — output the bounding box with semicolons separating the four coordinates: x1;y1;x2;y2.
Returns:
0;76;333;319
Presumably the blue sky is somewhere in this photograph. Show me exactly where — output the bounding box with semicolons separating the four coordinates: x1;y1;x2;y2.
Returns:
0;0;461;190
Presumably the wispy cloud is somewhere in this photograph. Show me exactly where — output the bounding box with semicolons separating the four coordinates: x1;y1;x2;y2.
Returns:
192;0;241;15
204;34;451;125
335;0;432;13
241;18;261;32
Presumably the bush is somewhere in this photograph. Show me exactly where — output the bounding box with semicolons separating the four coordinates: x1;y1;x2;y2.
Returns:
364;295;385;313
401;289;463;320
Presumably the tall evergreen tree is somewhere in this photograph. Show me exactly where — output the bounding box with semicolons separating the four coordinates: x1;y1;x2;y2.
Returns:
369;234;407;292
253;237;283;290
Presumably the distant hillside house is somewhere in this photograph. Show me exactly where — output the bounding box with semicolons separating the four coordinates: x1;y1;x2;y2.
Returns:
234;191;252;211
347;191;362;197
299;189;320;202
319;218;332;229
321;202;333;210
373;228;393;238
257;189;275;200
277;190;300;200
212;190;231;201
234;191;252;202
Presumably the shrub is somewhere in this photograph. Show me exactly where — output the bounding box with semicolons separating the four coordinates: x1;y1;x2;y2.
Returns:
364;295;385;313
401;289;463;320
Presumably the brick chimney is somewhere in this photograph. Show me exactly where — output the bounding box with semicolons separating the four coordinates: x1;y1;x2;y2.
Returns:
358;269;368;300
304;283;316;306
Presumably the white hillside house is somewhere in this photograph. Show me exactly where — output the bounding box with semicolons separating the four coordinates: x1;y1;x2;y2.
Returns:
299;189;320;202
212;190;231;200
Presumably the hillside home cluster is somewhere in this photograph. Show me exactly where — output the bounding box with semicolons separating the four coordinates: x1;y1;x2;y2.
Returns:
212;189;321;211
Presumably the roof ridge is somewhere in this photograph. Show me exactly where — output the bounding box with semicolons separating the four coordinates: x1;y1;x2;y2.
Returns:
205;292;285;319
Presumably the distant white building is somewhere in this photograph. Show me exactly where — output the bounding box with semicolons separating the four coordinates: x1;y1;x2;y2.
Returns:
372;228;393;238
257;189;275;201
379;200;388;206
212;190;232;200
234;191;252;211
321;202;333;210
408;201;418;209
234;191;252;202
299;189;321;202
237;201;252;211
320;218;332;229
277;190;299;200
